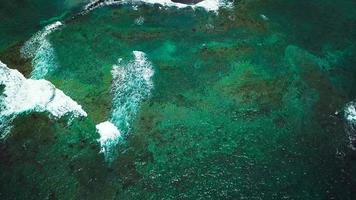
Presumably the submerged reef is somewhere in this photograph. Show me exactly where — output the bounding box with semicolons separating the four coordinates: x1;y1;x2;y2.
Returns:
0;0;355;199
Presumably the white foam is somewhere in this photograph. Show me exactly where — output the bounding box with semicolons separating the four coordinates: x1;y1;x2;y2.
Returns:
142;0;232;11
0;60;87;139
21;21;63;79
344;102;356;150
345;104;356;122
84;0;232;13
97;51;154;162
260;14;269;21
96;121;122;160
83;0;119;13
44;21;63;32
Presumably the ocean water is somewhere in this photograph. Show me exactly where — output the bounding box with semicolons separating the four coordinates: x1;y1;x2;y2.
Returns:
0;0;356;199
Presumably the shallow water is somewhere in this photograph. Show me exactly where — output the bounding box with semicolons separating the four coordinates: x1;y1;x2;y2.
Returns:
0;0;356;199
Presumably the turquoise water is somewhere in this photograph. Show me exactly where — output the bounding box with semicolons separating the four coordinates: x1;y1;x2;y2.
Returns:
1;0;356;199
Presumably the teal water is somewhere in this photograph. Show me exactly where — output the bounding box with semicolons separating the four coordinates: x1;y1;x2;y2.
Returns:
1;0;356;199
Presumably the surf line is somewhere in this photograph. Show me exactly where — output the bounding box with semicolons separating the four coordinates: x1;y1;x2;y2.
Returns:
66;0;233;21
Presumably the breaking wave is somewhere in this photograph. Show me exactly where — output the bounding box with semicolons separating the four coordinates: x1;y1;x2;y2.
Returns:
0;60;87;139
20;21;63;79
82;0;233;14
96;51;154;162
96;121;122;161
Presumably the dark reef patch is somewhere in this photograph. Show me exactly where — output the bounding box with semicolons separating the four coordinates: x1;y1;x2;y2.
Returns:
0;42;32;77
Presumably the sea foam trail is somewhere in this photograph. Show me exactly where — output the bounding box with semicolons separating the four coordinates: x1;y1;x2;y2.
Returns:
96;51;154;162
0;60;87;139
83;0;232;14
21;21;63;79
344;102;356;150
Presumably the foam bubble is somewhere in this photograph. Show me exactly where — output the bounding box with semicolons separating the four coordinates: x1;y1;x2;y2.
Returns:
0;60;87;139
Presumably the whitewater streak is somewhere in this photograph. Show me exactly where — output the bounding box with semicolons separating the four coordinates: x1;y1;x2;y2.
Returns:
96;51;154;162
83;0;232;14
0;61;87;139
20;21;63;79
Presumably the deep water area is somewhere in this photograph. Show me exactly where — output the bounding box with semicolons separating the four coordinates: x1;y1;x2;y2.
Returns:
0;0;356;199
